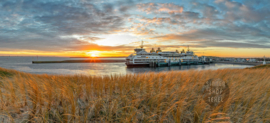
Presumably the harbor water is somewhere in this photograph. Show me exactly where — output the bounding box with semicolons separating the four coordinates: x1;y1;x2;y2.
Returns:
0;56;254;76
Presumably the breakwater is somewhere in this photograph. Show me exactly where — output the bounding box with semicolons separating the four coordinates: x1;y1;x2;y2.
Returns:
32;60;126;64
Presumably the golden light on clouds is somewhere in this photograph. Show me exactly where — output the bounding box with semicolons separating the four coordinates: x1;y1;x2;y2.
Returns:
1;47;270;57
94;33;139;46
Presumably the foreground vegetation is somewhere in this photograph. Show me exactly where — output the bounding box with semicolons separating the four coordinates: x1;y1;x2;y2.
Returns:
0;67;269;123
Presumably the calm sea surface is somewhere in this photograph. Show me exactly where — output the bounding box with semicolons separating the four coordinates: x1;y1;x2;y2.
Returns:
0;57;254;76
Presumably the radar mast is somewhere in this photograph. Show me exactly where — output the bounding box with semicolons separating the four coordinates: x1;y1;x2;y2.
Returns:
140;41;144;49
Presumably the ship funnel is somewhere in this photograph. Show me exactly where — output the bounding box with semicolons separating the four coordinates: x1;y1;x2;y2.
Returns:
150;48;155;53
181;49;185;53
156;47;162;53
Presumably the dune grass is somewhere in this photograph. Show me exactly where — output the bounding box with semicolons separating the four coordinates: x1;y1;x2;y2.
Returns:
0;67;269;123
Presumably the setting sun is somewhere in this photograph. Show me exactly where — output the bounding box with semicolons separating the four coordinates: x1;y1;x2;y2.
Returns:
86;51;100;57
91;54;97;57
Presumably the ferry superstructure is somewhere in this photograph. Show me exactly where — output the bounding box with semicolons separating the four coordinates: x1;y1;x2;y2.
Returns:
126;42;200;67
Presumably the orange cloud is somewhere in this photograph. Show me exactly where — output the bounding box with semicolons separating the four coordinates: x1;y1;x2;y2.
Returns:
137;3;184;14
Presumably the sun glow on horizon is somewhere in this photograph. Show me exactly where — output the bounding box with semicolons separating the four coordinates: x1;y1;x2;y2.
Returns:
91;54;97;57
86;51;100;57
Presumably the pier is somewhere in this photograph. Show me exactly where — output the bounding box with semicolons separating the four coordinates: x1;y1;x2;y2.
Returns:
213;61;261;66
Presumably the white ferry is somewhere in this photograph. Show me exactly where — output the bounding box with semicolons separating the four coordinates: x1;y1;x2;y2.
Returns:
126;42;199;67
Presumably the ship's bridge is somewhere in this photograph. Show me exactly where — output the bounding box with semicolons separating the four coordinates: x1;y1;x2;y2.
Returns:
186;51;194;55
134;48;145;53
136;50;152;55
159;51;178;54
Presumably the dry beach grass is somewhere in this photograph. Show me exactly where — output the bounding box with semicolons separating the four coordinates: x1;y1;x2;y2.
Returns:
0;67;269;123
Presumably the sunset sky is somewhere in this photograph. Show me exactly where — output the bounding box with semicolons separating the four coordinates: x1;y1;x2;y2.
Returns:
0;0;270;57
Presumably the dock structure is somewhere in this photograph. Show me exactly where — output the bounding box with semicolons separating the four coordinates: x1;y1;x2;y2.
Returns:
149;60;210;68
213;61;261;66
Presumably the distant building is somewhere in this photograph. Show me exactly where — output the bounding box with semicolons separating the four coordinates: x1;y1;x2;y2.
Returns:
228;58;234;61
248;58;257;62
235;58;246;62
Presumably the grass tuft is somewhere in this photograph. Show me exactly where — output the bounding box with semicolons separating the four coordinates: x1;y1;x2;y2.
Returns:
0;70;13;78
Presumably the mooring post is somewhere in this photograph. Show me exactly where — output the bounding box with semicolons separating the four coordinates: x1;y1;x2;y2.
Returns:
179;59;181;66
168;59;171;67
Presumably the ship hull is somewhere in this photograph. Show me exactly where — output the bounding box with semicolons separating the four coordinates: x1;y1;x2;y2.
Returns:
126;63;149;67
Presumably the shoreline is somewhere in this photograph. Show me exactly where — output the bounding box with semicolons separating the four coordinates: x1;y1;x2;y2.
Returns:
213;61;261;66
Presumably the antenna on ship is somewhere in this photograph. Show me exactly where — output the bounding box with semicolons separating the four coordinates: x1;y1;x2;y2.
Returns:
188;45;190;51
140;40;144;49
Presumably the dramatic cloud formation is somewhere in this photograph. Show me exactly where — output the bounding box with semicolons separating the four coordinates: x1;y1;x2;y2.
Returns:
0;0;270;56
0;0;131;51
